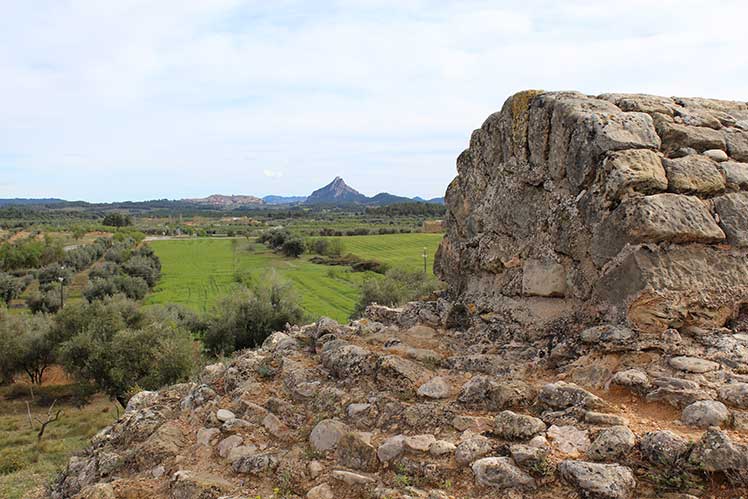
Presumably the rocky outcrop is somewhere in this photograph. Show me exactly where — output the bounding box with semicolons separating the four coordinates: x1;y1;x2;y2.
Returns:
435;90;748;333
50;306;748;499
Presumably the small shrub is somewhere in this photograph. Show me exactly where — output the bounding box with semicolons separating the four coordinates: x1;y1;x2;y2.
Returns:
353;268;442;318
204;272;305;355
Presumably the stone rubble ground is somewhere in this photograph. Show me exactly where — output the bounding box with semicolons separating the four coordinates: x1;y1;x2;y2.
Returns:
52;301;748;499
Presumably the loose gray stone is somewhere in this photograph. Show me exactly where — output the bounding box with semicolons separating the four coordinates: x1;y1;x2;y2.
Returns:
559;460;636;499
471;457;535;489
704;149;729;162
681;400;730;428
429;440;456;456
216;409;236;423
217;435;243;458
377;435;405;463
196;427;220;446
307;483;334;499
404;434;437;453
310;419;349;452
495;410;546;441
455;435;493;465
587;426;636;461
331;469;375;485
640;430;690;466
669;356;720;373
417;377;451;399
547;425;591;457
719;383;748;408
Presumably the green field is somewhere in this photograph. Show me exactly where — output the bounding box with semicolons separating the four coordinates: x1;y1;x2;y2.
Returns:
146;233;443;322
328;233;442;272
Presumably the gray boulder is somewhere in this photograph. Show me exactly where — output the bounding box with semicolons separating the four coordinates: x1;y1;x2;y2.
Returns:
587;426;636;461
471;457;535;489
309;419;349;452
559;460;636;499
640;430;690;466
681;400;730;428
495;410;546;441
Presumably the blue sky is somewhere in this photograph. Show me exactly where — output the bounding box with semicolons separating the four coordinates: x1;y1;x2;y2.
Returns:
1;0;747;202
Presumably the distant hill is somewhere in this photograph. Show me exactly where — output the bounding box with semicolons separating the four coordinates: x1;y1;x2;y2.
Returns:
302;177;444;207
367;192;415;205
183;194;264;208
262;195;307;205
305;177;368;205
0;198;66;206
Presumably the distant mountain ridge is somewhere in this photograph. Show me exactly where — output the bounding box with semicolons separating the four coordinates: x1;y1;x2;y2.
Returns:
3;178;444;209
0;198;66;206
185;194;264;208
262;195;307;205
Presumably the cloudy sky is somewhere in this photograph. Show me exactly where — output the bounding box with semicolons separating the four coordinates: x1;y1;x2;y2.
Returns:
1;0;747;202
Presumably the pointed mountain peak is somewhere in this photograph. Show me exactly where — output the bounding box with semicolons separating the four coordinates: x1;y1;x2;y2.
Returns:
305;177;367;205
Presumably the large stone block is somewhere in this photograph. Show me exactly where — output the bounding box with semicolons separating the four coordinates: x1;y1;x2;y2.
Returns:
720;161;748;190
600;149;668;203
714;193;748;246
726;130;748;161
592;194;725;264
655;120;726;153
662;155;725;195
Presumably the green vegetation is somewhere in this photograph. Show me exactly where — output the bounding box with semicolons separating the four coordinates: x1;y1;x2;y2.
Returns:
147;234;442;322
327;233;442;274
0;210;446;499
205;273;305;355
0;387;117;499
146;239;370;322
57;297;196;406
354;268;442;317
102;213;132;227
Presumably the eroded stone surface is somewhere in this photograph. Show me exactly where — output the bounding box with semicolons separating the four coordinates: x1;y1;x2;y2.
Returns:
436;91;748;333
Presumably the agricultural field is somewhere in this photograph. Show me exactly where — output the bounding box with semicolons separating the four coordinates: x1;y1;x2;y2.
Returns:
146;233;443;322
328;233;443;273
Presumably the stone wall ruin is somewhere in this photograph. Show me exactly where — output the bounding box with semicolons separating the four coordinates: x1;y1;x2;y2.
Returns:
435;90;748;333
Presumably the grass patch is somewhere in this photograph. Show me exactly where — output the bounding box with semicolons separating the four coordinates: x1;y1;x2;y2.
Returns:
0;388;118;499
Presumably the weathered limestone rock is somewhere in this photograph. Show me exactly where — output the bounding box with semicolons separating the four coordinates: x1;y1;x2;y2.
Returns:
586;426;636;461
547;425;591;457
661;155;725;194
310;419;349;452
720;161;748;190
471;457;535;489
417;376;451;399
640;430;690;466
455;435;493;465
171;470;235;499
688;428;748;483
307;483;335;499
494;410;546;441
719;383;748;408
681;400;730;428
558;460;636;499
335;432;378;472
436;91;748;333
714;192;748;246
669;356;720;374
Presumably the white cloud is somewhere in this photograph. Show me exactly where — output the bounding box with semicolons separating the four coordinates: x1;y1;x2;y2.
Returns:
0;0;746;201
263;169;284;178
